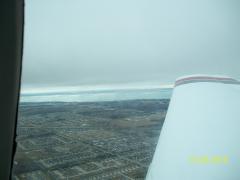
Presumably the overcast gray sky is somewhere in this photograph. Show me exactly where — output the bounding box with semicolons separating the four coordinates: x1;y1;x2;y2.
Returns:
21;0;240;89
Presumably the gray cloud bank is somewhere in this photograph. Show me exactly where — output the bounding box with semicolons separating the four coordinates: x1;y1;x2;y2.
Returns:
21;0;240;89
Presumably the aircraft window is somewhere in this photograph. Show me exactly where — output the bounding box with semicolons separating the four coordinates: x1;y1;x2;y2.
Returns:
12;0;239;179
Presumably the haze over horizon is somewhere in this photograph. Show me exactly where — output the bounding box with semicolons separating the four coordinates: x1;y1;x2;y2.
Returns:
21;0;240;91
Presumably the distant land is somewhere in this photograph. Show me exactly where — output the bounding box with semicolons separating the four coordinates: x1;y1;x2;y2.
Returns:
13;88;172;179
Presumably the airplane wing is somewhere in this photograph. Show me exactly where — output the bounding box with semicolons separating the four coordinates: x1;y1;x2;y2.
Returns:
146;75;240;180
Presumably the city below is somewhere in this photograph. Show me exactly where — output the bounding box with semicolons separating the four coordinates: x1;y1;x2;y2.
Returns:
12;99;169;180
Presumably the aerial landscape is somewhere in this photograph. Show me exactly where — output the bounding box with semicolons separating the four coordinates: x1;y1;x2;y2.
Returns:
12;0;239;179
12;97;170;180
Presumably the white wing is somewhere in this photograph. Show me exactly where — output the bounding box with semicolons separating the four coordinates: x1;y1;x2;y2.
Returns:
146;75;240;180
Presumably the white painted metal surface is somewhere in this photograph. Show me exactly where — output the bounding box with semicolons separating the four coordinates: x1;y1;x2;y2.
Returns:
146;75;240;180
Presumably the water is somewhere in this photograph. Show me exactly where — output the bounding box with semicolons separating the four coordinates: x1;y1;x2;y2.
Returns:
20;88;173;102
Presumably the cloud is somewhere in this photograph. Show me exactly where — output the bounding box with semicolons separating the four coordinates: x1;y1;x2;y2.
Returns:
21;0;240;89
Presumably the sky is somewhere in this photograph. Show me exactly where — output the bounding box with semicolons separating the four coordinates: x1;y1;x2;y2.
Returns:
21;0;240;91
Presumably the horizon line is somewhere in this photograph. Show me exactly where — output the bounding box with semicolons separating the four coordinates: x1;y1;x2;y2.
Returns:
21;83;174;95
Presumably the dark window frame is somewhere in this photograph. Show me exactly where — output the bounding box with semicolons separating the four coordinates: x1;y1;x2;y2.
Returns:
0;0;24;179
